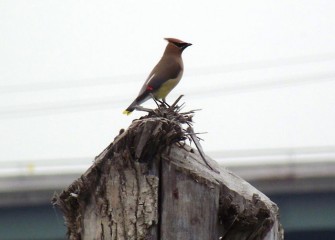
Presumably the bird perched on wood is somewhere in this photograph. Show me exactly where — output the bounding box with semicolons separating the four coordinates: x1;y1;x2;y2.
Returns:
123;38;192;115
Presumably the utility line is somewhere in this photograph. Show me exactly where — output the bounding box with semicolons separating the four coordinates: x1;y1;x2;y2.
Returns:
0;71;334;118
1;52;335;94
0;97;128;118
209;145;335;158
2;145;335;166
189;52;335;77
190;70;335;97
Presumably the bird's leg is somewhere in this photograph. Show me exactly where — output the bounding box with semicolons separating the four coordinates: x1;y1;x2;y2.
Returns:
157;99;167;107
162;98;170;108
150;93;168;109
150;94;164;108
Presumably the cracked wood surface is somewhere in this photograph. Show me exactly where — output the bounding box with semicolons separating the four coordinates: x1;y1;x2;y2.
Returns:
53;114;283;240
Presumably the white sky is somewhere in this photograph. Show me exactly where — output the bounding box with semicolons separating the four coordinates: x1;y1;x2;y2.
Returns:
1;1;335;166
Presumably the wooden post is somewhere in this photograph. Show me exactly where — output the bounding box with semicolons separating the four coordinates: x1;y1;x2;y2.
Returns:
53;115;284;240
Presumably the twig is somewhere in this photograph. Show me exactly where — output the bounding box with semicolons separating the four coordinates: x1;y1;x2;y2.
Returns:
170;95;184;109
180;109;201;115
186;126;220;174
134;106;155;113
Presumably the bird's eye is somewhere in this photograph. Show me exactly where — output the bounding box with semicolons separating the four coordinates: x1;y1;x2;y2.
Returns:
173;42;186;48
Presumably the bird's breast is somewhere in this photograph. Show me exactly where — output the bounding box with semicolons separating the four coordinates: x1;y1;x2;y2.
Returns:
153;70;183;99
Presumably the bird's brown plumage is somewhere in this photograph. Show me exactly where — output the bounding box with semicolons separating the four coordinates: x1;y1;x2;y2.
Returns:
123;38;192;115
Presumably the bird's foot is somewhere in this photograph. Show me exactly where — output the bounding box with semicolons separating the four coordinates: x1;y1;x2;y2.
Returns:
162;99;170;108
157;99;169;108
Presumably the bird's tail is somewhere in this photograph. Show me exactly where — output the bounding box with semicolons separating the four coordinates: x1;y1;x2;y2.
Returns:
123;93;151;115
123;100;137;115
123;109;133;115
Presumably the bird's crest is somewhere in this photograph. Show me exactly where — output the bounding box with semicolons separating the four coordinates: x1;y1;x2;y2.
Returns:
164;38;187;44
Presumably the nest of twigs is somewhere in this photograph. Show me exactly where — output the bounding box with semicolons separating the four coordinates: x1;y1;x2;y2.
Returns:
136;95;201;144
135;95;218;173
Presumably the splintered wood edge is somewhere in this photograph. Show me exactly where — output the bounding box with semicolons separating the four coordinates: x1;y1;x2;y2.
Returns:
165;144;275;205
163;144;282;239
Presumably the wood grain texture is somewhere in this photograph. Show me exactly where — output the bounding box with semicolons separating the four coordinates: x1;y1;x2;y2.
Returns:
53;114;283;240
162;144;283;240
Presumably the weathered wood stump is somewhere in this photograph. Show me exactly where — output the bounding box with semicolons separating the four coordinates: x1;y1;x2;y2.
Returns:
53;111;283;240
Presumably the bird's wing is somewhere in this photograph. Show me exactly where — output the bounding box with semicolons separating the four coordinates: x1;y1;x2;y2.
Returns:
136;59;182;101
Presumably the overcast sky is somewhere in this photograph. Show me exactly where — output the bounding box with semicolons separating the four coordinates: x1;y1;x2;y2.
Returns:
1;1;335;167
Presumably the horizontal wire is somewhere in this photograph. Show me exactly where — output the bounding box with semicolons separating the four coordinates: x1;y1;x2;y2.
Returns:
2;145;335;166
209;145;335;158
190;71;335;97
0;71;335;118
1;52;335;94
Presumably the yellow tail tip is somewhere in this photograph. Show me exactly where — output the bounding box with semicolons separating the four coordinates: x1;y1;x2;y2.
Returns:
123;110;131;115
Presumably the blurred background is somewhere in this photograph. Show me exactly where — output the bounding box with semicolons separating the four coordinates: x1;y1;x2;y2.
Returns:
1;1;335;239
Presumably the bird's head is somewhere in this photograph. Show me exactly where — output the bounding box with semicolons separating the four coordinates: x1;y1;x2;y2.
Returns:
164;38;192;51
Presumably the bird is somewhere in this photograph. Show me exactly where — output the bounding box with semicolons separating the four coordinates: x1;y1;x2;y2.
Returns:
123;38;192;115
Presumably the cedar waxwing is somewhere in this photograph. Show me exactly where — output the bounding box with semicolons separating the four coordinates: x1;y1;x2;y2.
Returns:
123;38;192;115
